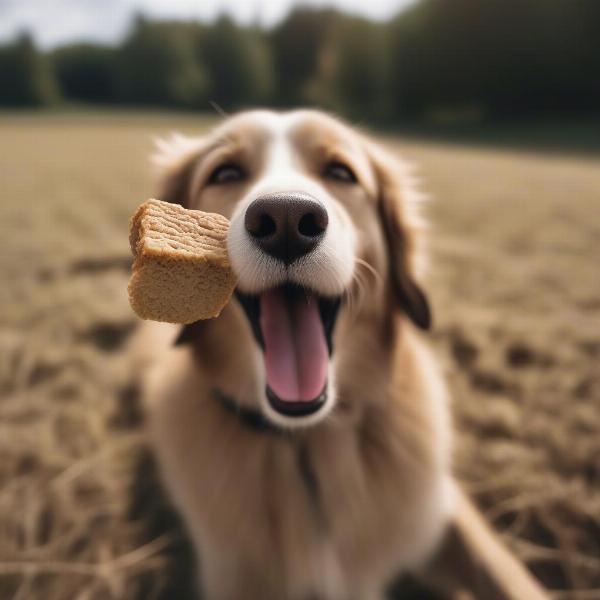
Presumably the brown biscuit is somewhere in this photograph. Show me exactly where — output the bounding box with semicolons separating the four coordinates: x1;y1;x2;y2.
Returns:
128;199;236;323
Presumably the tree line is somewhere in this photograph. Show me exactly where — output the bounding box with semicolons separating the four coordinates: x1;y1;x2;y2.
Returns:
1;1;599;122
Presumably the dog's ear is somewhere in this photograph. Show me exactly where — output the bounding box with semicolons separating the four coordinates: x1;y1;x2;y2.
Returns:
152;133;208;207
366;142;432;330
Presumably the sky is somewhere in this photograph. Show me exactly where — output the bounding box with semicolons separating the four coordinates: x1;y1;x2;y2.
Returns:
0;0;416;49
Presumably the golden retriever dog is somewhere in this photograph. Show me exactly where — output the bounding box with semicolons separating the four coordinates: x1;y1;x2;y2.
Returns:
132;109;548;600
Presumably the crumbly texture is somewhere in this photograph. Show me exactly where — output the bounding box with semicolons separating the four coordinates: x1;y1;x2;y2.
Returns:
128;199;236;323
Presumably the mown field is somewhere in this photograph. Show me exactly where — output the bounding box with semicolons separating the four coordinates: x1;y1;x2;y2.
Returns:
0;111;599;599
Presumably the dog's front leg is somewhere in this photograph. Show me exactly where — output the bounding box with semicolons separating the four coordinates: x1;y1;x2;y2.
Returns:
419;482;548;599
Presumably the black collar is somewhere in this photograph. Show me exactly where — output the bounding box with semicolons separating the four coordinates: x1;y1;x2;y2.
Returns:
212;388;285;436
175;326;285;436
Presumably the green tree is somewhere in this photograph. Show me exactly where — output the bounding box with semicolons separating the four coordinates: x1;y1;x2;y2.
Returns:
200;16;273;109
330;17;388;120
387;0;600;120
0;32;58;106
269;7;340;106
115;19;208;107
52;43;117;103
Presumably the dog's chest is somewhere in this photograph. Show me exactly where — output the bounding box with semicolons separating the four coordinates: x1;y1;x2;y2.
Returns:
200;421;442;598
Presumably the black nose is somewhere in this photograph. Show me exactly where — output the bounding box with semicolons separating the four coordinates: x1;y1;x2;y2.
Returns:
244;192;328;264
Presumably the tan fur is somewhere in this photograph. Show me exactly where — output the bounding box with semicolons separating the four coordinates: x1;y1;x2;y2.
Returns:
132;110;548;600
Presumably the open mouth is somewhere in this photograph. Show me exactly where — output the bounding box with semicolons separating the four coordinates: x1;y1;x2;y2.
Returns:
236;283;341;418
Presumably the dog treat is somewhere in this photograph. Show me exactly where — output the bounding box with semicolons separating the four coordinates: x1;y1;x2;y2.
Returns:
128;199;236;323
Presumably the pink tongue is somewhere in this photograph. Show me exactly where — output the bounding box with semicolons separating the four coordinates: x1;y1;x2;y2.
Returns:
260;289;328;402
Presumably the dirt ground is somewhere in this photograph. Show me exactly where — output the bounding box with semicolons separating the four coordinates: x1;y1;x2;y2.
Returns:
0;112;598;599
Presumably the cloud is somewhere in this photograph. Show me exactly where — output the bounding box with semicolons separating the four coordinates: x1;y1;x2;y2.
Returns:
0;0;132;47
0;0;413;49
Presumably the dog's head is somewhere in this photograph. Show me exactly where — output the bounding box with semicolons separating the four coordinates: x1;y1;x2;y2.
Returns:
155;109;430;428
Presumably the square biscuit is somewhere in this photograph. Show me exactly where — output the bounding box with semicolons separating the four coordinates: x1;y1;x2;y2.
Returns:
128;199;236;323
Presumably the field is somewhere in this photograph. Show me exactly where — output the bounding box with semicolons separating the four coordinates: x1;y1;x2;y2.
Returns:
0;111;599;599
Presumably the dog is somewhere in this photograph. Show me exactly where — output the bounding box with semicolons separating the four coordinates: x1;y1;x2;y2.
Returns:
132;109;548;599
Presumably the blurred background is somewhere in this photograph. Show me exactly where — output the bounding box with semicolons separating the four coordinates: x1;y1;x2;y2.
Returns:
1;1;599;599
2;0;600;132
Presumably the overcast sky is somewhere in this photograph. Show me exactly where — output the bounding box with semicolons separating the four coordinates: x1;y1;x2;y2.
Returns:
0;0;416;49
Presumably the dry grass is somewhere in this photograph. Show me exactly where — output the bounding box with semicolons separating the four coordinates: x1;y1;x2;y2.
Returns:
0;111;599;599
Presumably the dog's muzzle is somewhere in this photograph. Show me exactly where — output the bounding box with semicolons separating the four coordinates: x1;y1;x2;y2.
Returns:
236;192;340;422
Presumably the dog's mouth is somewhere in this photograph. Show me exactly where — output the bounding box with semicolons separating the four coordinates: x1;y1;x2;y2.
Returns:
236;283;341;418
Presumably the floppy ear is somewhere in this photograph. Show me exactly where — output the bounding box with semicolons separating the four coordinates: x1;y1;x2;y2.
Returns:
152;133;207;207
367;142;432;330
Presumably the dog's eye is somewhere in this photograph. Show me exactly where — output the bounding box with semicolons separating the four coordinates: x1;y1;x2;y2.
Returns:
324;161;357;184
208;163;245;185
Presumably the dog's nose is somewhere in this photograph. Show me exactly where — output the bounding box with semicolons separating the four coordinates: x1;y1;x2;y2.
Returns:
244;192;328;264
